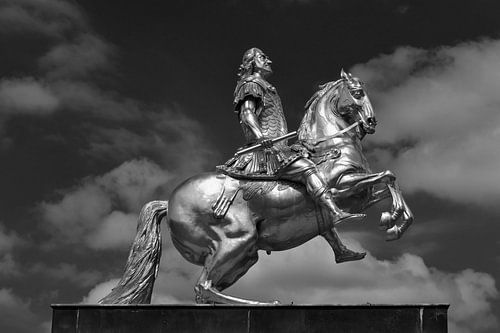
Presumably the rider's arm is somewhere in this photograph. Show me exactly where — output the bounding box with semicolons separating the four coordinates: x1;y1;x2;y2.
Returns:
239;98;273;148
239;98;264;139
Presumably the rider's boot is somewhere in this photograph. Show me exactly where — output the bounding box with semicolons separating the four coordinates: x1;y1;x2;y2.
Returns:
323;228;366;264
316;188;365;225
303;168;365;225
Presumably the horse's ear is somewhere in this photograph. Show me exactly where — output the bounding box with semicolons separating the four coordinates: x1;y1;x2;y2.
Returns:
340;68;349;80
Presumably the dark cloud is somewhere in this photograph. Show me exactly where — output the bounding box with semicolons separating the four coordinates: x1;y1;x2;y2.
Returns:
0;224;22;277
0;77;59;115
39;33;115;80
0;0;85;38
0;288;44;333
30;263;102;288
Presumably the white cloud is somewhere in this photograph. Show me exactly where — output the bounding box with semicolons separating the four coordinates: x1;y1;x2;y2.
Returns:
351;39;500;205
0;77;59;114
40;182;113;242
40;159;172;248
131;238;498;333
87;211;138;250
81;278;120;304
235;240;498;332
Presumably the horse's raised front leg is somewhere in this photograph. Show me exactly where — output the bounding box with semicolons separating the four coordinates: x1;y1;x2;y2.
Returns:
384;181;414;241
334;170;396;198
335;171;413;240
362;187;391;210
194;212;276;305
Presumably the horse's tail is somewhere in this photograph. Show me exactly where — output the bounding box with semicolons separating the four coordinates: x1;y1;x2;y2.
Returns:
99;200;169;304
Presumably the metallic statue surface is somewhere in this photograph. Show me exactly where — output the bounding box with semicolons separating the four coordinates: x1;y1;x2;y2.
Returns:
99;54;413;306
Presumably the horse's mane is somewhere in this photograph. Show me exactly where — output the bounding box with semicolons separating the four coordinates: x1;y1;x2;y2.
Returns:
303;79;343;111
298;79;344;139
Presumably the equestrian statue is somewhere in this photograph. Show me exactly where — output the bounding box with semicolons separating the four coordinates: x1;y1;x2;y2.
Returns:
99;48;414;305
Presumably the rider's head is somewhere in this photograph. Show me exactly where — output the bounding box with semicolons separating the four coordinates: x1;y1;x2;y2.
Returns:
238;47;273;78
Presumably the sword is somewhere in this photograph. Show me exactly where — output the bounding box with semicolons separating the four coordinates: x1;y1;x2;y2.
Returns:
234;131;297;157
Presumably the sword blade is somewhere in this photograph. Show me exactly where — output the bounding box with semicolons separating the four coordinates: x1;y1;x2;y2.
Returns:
234;131;297;157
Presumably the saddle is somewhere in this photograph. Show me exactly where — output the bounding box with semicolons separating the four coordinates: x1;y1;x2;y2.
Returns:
212;174;331;235
211;173;302;219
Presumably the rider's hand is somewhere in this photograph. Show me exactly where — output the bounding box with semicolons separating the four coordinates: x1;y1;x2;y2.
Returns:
259;138;274;149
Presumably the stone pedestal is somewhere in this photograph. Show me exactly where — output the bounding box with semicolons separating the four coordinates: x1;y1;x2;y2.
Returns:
51;304;448;333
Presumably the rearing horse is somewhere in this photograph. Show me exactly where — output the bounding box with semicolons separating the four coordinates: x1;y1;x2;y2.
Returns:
99;70;413;305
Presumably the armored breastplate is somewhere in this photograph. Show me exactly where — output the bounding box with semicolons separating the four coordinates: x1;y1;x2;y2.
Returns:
235;76;289;146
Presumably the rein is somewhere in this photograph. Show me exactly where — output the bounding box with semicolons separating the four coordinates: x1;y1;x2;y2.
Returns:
302;120;361;146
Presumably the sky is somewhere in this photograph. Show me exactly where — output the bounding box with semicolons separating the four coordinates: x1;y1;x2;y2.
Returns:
0;0;499;332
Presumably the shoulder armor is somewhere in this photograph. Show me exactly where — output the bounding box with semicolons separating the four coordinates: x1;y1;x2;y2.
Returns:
233;76;267;112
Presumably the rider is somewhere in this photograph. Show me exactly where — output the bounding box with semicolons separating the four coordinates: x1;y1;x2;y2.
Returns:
218;47;365;263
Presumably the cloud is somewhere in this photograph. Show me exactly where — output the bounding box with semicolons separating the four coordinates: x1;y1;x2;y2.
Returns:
95;237;498;333
126;241;500;332
30;263;102;288
0;223;22;254
0;77;59;114
0;254;19;277
0;0;85;37
88;211;138;250
351;39;500;205
0;288;43;333
0;0;117;122
228;240;498;333
0;224;22;276
85;109;219;170
39;33;115;80
81;278;120;304
40;159;172;249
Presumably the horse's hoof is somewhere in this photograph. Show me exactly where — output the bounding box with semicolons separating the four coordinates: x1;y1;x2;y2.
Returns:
385;225;401;241
379;212;393;230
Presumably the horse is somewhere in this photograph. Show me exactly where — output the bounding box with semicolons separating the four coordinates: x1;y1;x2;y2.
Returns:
99;70;414;305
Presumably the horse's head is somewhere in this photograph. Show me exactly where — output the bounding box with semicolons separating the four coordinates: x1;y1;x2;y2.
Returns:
298;70;377;143
338;69;377;135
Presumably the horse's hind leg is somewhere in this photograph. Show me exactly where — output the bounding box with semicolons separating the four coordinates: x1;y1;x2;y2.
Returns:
194;214;272;305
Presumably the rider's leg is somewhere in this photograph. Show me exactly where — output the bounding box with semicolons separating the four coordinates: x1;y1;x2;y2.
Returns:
322;228;366;263
281;158;365;225
280;158;365;263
